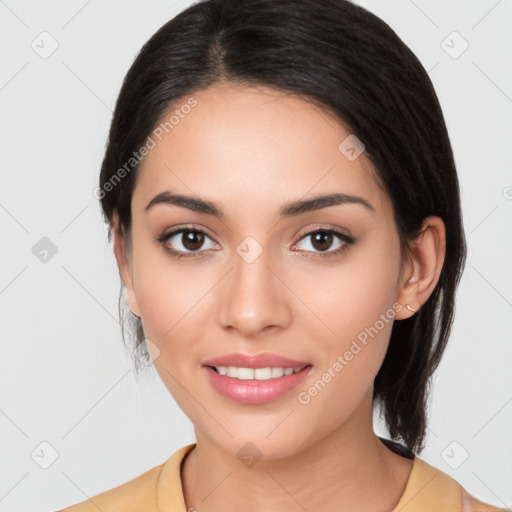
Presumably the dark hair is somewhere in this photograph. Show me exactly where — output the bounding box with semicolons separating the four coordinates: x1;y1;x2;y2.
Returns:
98;0;467;455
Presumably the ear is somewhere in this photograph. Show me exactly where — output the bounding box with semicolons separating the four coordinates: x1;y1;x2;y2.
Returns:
394;215;446;320
112;211;141;318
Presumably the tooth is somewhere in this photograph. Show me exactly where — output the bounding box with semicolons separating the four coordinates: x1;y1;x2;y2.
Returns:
227;366;238;378
254;367;273;380
293;365;303;373
284;367;293;376
218;366;227;375
271;367;285;378
237;367;254;380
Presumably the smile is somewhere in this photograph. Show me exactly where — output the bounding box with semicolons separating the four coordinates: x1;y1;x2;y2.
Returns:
203;364;313;404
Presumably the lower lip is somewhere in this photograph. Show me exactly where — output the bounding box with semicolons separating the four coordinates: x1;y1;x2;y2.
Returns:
203;365;313;404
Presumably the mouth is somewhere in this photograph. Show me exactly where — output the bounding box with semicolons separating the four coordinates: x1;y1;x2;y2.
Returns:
202;364;314;404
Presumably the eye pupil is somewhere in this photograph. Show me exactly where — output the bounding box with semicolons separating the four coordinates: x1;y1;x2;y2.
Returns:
183;230;204;251
312;231;333;251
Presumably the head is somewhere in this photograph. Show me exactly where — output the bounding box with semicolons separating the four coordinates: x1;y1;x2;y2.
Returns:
98;0;466;456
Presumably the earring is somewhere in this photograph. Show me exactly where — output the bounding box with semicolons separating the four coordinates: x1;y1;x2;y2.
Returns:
406;304;417;312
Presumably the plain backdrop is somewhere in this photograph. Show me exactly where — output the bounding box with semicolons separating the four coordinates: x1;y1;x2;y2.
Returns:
0;0;511;510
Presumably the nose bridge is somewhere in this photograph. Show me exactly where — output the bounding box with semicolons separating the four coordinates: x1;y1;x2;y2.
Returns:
217;240;291;336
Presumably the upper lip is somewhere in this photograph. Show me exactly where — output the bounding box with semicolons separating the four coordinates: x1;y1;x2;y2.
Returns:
202;352;312;369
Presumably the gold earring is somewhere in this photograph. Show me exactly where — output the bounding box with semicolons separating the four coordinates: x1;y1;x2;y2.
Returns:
406;304;417;312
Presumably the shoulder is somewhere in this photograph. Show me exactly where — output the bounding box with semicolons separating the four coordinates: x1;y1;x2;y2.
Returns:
56;464;163;512
460;487;510;512
401;456;510;512
56;444;196;512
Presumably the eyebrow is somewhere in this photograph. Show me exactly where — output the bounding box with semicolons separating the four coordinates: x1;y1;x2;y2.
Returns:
144;191;375;219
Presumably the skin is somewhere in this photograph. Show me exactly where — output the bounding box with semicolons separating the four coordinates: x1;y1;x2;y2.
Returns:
112;82;446;512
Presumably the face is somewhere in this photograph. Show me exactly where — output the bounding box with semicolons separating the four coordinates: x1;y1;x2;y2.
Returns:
115;82;414;460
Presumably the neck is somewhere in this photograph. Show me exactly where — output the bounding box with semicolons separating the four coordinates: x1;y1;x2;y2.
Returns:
181;393;414;512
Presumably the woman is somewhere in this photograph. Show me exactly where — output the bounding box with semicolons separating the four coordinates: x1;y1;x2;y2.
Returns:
59;0;509;510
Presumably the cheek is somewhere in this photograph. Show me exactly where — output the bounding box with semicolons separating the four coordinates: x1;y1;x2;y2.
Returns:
294;277;398;437
299;234;401;345
294;232;401;399
130;239;209;356
132;258;211;411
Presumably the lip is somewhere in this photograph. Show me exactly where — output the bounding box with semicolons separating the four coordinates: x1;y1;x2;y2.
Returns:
202;352;311;369
203;364;313;404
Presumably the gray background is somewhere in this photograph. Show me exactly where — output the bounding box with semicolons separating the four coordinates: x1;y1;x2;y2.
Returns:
0;0;511;510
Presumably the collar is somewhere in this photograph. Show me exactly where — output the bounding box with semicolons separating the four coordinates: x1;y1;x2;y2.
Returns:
156;444;465;512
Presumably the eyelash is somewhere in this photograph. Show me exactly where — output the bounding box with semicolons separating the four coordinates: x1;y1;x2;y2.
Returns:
156;225;355;260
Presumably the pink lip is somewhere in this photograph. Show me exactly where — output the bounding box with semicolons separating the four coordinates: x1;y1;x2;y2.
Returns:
202;352;311;369
203;364;313;404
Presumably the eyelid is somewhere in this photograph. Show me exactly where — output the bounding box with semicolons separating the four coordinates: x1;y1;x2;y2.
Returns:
294;223;353;242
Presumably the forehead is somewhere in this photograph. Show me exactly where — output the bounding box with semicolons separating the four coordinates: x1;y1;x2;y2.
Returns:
132;83;389;218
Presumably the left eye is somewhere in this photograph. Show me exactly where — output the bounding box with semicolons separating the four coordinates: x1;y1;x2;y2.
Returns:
292;229;352;254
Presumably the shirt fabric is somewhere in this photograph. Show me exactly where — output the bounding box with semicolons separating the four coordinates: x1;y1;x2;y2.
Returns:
58;442;509;512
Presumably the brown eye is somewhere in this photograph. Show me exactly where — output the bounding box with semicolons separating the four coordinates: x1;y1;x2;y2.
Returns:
292;228;355;257
310;231;334;252
181;230;205;251
158;227;220;257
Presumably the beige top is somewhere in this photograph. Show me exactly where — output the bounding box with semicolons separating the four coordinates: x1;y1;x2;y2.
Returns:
58;443;510;511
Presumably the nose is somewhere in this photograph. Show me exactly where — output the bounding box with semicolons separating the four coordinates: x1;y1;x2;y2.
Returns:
216;246;293;339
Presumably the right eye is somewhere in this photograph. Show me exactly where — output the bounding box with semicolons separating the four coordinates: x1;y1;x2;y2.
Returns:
157;226;220;258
